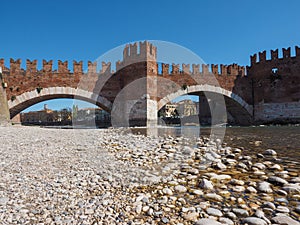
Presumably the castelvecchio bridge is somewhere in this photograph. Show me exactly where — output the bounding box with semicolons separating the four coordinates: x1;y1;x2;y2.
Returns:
0;41;299;126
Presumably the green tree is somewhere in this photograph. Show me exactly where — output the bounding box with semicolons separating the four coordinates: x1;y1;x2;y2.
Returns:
60;108;72;123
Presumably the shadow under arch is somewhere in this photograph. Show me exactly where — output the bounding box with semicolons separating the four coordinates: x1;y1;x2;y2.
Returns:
157;84;253;126
8;87;112;119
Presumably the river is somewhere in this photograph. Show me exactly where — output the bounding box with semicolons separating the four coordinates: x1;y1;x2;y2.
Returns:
131;125;300;170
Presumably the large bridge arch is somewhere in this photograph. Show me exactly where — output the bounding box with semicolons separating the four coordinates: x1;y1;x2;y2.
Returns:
8;87;112;119
158;84;253;125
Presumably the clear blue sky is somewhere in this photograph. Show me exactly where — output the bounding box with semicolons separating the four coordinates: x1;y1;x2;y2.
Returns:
0;0;299;112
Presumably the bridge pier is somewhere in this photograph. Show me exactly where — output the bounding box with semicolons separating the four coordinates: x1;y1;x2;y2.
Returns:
0;76;10;125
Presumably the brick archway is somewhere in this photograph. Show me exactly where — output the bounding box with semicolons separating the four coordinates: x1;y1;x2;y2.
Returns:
157;84;253;125
8;87;112;119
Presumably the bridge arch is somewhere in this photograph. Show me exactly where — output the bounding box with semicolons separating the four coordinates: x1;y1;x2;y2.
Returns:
158;84;253;125
8;87;112;119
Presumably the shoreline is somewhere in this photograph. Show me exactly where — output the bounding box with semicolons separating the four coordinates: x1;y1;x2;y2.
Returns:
0;126;299;224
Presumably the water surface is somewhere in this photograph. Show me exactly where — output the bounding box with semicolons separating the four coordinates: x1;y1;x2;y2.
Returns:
132;125;300;169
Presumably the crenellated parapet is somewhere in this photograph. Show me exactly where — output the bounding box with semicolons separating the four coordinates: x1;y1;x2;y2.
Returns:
247;46;300;80
250;46;300;66
10;59;22;75
247;46;300;112
158;62;246;76
0;58;114;102
43;60;53;72
87;61;97;74
73;60;83;74
0;58;113;76
58;60;69;73
116;41;157;71
26;60;37;74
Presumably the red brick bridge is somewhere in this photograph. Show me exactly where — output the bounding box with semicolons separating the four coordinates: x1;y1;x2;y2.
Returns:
0;41;299;126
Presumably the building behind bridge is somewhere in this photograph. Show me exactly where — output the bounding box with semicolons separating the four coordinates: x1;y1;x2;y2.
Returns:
20;104;110;126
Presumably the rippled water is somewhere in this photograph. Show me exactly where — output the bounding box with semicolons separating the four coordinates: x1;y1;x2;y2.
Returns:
223;126;300;166
132;125;300;169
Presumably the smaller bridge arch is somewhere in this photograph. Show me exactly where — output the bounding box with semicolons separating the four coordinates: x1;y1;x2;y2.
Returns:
158;84;253;125
8;87;112;119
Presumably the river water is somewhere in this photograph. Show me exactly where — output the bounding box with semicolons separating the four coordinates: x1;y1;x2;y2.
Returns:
131;125;300;170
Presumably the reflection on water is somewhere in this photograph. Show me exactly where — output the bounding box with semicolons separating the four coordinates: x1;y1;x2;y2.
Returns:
131;125;300;168
223;126;300;164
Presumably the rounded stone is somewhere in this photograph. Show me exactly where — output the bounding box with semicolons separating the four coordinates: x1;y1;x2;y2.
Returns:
246;186;257;193
264;149;277;156
257;181;273;193
229;179;245;186
175;185;187;193
225;212;237;220
161;217;169;224
206;207;223;217
210;174;232;181
204;193;223;202
0;197;9;206
262;201;276;210
268;176;288;186
183;212;199;221
253;163;266;170
276;206;290;213
232;208;249;217
162;187;173;195
192;189;204;196
195;218;222;225
242;217;267;225
271;215;300;225
199;178;214;190
219;217;234;225
283;183;300;194
232;185;245;192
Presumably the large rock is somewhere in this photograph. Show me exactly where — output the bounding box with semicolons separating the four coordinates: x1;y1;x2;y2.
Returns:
253;163;266;170
183;212;199;221
206;207;223;217
246;186;257;193
232;208;249;217
264;149;277;156
257;181;273;193
204;193;223;202
199;178;214;190
242;217;267;225
210;174;232;181
268;176;288;186
195;218;222;225
283;183;300;194
212;161;227;170
219;217;234;225
175;185;187;193
0;197;9;206
271;215;300;225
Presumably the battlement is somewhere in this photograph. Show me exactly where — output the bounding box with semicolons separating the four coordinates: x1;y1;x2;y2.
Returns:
116;41;157;71
250;46;300;65
158;63;246;76
0;58;113;75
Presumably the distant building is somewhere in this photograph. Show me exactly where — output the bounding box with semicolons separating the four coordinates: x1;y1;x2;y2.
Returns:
20;104;61;124
160;100;199;118
163;104;178;118
176;99;198;117
75;107;110;122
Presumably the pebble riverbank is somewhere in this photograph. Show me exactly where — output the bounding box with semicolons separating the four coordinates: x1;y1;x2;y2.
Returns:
0;126;299;225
